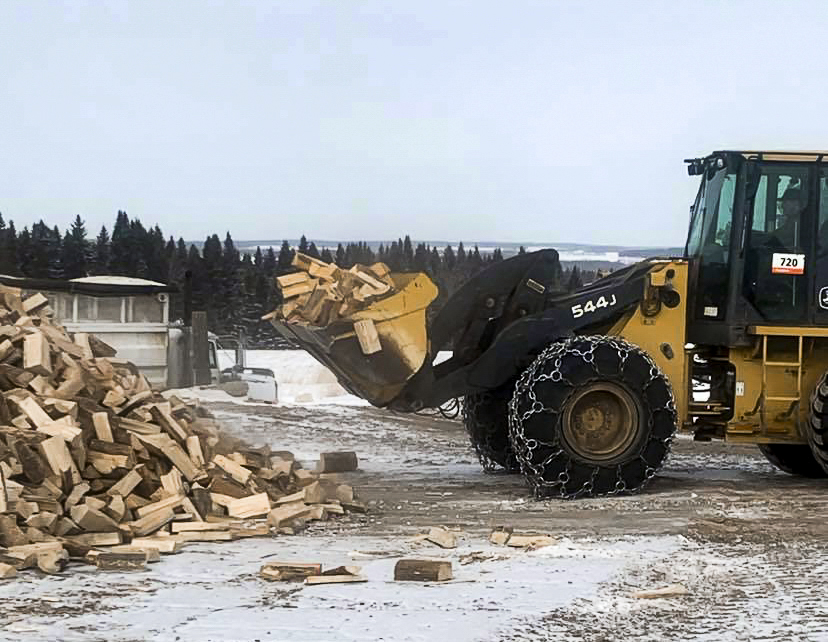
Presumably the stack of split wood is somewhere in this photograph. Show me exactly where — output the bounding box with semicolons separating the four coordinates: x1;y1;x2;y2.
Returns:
0;285;364;579
264;252;396;327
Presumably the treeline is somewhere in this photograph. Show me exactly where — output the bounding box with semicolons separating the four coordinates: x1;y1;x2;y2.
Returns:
0;211;592;347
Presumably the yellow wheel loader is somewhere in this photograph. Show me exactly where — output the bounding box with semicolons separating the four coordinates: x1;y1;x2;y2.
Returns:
272;150;828;498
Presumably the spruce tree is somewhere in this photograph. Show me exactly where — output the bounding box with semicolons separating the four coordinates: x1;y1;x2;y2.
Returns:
0;215;17;275
29;221;54;278
17;227;33;276
60;215;89;279
403;235;414;269
109;211;131;274
221;233;243;330
128;219;150;278
277;240;293;272
92;225;111;275
567;266;583;292
414;242;429;272
443;245;456;269
456;242;466;265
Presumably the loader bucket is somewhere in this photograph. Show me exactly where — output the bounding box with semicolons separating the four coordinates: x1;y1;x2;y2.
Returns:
269;272;438;406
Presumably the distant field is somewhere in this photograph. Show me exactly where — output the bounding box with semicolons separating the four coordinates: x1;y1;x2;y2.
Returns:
225;239;684;270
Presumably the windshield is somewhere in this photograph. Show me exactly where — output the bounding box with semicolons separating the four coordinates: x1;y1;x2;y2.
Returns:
684;160;738;321
684;164;733;259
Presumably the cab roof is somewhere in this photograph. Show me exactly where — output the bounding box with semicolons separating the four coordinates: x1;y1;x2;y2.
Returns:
718;150;828;162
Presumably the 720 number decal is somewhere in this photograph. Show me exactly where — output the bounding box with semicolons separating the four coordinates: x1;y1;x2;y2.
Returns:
571;294;617;318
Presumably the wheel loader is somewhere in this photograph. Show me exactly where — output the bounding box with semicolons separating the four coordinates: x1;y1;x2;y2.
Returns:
271;150;828;498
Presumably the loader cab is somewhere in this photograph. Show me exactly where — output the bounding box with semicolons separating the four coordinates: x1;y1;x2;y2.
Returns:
684;151;828;346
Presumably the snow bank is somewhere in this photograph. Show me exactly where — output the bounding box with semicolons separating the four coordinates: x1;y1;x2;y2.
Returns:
218;349;362;405
208;349;453;406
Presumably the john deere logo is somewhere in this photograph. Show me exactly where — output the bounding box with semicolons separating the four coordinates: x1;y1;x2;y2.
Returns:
820;287;828;310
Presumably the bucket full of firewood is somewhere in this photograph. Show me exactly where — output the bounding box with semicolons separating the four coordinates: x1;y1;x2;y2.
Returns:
265;253;438;406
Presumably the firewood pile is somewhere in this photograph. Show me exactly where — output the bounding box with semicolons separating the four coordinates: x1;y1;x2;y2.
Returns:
264;252;396;327
0;285;363;578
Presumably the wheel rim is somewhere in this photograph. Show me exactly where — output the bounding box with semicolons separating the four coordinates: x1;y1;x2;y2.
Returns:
561;382;640;462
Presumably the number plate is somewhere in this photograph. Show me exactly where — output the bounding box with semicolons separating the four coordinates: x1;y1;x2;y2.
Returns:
771;253;805;275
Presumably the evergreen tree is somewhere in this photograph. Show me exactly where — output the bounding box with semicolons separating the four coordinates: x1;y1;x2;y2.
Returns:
146;225;168;283
443;244;456;270
29;221;58;278
307;241;320;259
264;246;277;274
277;240;293;272
0;214;17;275
456;242;466;265
16;227;33;276
402;235;414;269
567;266;583;292
202;234;223;325
469;244;482;269
92;225;111;275
320;248;333;263
335;243;346;266
414;242;429;273
298;235;309;254
109;211;131;274
429;246;441;275
60;215;89;279
128;218;149;278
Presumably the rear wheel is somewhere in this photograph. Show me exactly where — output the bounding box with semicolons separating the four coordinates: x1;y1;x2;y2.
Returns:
757;443;827;478
463;386;520;473
805;372;828;474
508;335;677;498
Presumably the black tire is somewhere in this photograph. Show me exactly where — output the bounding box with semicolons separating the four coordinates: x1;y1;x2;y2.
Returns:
805;372;828;474
757;443;827;478
509;335;677;499
463;386;520;473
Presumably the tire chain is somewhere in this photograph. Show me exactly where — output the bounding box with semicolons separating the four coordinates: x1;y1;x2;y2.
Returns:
507;335;677;499
462;393;520;473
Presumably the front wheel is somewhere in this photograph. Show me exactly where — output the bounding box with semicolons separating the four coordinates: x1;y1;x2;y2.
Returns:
508;335;677;499
463;386;520;473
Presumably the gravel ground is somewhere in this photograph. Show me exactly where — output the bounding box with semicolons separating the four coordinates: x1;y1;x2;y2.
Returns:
3;398;828;641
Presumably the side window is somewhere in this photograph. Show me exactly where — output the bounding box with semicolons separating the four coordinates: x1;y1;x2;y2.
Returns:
744;164;810;322
818;170;828;255
750;169;807;248
714;174;737;261
751;175;768;232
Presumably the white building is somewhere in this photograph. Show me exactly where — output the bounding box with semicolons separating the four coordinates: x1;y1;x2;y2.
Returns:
1;274;177;389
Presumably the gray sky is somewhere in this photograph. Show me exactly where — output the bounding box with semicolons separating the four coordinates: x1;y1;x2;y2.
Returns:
1;1;826;247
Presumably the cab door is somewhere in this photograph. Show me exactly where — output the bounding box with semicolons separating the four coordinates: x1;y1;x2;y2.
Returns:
813;167;828;323
741;163;813;324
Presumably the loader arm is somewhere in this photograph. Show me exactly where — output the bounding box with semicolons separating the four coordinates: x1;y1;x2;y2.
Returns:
391;253;666;410
271;250;679;412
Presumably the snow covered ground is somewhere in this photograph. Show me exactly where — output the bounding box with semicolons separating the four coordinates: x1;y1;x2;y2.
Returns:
5;352;828;641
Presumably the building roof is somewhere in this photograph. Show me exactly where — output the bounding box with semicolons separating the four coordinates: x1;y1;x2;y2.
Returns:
0;274;177;295
71;276;167;287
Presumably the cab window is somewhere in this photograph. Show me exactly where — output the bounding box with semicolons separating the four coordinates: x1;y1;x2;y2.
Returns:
743;164;810;322
690;167;737;320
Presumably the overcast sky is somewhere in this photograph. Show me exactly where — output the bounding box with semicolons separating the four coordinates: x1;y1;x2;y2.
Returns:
1;1;826;247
